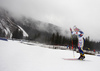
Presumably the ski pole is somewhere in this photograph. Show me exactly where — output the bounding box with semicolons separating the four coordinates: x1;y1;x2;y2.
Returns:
70;28;75;57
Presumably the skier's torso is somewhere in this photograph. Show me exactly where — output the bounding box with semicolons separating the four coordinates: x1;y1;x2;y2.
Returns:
72;30;84;39
72;30;84;47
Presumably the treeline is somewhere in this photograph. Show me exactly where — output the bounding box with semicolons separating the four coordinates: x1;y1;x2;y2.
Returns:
84;36;100;51
50;32;70;45
12;28;23;39
11;29;100;51
51;33;100;51
70;36;100;51
0;28;5;37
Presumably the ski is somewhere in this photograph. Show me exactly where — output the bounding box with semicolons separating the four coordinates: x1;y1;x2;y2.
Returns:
63;58;85;61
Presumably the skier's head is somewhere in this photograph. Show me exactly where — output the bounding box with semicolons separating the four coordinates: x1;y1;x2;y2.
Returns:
73;26;79;32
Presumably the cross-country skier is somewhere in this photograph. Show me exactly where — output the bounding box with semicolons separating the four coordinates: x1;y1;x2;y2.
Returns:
70;26;85;60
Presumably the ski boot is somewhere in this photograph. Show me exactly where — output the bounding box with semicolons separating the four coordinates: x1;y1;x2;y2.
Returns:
78;54;85;60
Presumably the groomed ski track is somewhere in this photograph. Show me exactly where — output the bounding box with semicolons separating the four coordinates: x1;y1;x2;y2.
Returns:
0;40;100;71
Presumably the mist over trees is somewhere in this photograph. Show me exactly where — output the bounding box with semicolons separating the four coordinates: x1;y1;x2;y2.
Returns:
0;8;100;51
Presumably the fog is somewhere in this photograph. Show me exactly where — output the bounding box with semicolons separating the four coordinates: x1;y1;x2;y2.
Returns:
0;0;100;41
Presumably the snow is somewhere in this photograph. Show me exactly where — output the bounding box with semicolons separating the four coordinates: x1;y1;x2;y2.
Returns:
4;27;10;36
6;27;12;38
17;25;29;37
0;40;100;71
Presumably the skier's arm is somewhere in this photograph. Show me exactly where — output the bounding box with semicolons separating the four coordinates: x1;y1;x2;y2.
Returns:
78;31;84;37
70;28;76;35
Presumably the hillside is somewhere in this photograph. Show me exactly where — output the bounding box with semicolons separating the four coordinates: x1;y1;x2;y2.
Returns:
0;8;28;39
0;8;68;42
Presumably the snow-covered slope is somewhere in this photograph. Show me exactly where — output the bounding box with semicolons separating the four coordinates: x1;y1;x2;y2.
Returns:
0;40;100;71
0;8;28;38
17;25;29;37
0;8;68;41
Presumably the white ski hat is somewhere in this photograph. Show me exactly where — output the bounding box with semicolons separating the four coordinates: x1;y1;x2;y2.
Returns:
73;26;77;30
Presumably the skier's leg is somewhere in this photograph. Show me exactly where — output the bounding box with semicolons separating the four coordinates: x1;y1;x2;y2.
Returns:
78;38;85;60
78;47;85;60
79;47;85;56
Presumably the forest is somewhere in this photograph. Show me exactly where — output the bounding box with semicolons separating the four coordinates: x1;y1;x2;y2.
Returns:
12;29;100;51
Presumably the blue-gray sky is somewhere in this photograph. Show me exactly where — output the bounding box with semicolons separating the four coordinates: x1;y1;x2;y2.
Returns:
0;0;100;41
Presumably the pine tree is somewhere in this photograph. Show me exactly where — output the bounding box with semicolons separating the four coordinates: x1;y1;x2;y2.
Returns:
55;32;59;45
51;33;55;45
12;28;23;39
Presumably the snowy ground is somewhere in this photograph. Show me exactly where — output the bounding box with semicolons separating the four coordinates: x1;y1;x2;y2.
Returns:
0;40;100;71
